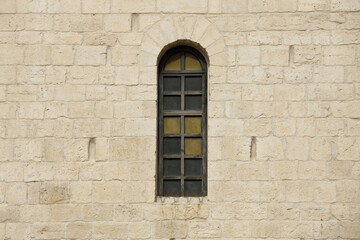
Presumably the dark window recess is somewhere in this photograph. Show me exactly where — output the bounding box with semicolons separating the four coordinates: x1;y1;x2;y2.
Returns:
157;46;207;197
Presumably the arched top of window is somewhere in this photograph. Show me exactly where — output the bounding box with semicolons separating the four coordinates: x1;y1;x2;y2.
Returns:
159;46;207;72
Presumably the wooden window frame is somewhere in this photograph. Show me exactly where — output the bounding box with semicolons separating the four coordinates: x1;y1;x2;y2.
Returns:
157;46;208;197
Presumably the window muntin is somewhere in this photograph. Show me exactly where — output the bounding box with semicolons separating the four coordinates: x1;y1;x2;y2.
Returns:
158;46;207;197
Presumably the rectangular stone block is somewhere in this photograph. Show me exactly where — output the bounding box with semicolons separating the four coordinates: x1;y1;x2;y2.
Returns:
54;14;102;32
111;0;156;12
39;182;69;204
158;0;207;13
75;46;106;66
237;46;260;65
222;181;260;201
0;15;24;31
52;45;74;65
249;0;297;12
0;44;23;64
270;161;298;180
48;0;81;13
93;223;128;239
323;45;356;65
82;0;110;13
331;0;360;11
111;46;138;65
153;221;188;238
258;14;307;30
31;223;65;239
261;46;289;66
66;222;92;239
24;45;51;65
93;181;123;203
299;0;329;11
25;14;53;31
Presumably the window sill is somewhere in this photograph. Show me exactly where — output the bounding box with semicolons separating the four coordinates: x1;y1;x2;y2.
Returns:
155;196;208;204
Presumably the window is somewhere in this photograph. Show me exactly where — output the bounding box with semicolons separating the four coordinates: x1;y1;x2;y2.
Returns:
157;46;207;197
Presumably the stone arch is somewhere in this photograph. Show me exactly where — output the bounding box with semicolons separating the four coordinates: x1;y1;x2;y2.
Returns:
139;15;226;68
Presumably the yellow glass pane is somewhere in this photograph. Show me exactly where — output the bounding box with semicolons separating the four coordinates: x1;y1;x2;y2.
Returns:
185;117;202;134
185;138;202;155
185;53;201;70
164;53;181;71
164;117;180;134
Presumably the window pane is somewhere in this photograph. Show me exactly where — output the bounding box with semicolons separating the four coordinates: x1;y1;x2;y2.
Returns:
185;76;202;91
185;53;201;70
164;137;181;155
185;96;202;110
185;159;202;176
185;138;202;155
164;53;181;71
164;76;181;92
164;180;181;196
164;159;181;176
185;117;201;134
164;117;180;134
185;180;202;196
164;96;181;110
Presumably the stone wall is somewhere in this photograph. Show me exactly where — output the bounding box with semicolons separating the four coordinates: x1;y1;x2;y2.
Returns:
0;0;360;239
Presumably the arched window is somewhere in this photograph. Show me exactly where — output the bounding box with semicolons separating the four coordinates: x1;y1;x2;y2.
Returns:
157;46;207;197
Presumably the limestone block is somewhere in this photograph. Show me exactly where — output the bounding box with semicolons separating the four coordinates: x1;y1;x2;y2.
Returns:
75;46;106;66
222;181;260;201
48;0;81;13
308;101;331;117
31;223;65;239
124;118;156;136
285;181;313;202
112;46;138;65
286;137;309;160
226;16;257;31
299;161;326;180
24;45;51;65
323;45;356;65
188;221;222;238
242;85;274;101
64;139;89;161
270;161;298;180
301;203;331;220
70;182;91;203
114;101;155;118
153;221;188;238
249;0;297;12
299;0;329;11
272;119;296;136
227;66;252;83
225;101;252;118
294;45;321;64
331;0;360;11
208;102;225;118
260;181;286;202
43;32;82;45
96;102;113;118
129;161;154;180
244;119;271;136
209;84;242;101
115;66;139;85
223;220;251;237
68;102;94;118
208;161;237;180
25;14;53;31
238;162;269;180
103;162;128;181
222;0;247;13
50;204;83;221
308;84;353;100
82;0;110;13
16;0;47;13
24;162;53;182
0;139;13;161
39;182;69;204
83;204;113;221
6;183;27;205
83;32;117;46
18;103;45;119
347;119;360;136
0;15;24;31
94;223;128;239
5;223;31;240
123;181;154;203
73;119;102;137
237;46;260;65
54;15;102;32
275;84;306;101
93;181;123;203
345;13;360;29
332;101;360;118
332;30;360;44
257;137;284;160
129;222;151;239
114;204;143;222
267;202;299;220
337;137;360;160
0;44;23;64
104;14;131;32
52;45;74;65
253;66;283;84
143;204;174;220
20;205;50;222
14;139;43;161
157;0;207;13
316;118;345;136
111;0;156;12
312;30;331;44
17;31;42;44
337;180;360;202
222;137;250;161
86;86;106;101
258;14;307;30
66;222;92;239
0;206;19;222
54;118;73;138
0;66;16;84
209;119;244;137
261;46;289;66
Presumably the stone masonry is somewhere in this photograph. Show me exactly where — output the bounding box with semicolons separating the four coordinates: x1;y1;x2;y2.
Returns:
0;0;360;239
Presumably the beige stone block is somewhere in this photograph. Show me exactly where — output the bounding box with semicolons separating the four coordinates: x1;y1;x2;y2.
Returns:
253;102;287;118
86;86;107;101
257;137;284;160
209;161;237;180
83;204;113;221
260;181;286;202
6;183;27;205
209;119;244;137
54;14;103;32
31;223;65;239
5;120;29;138
83;32;117;46
75;46;106;66
0;66;16;84
339;221;360;238
63;139;89;161
39;182;69;204
253;66;283;84
337;137;359;160
114;101;156;118
274;84;306;101
285;180;313;202
48;0;81;13
52;45;74;65
208;0;221;13
237;46;260;65
115;66;139;85
337;180;360;202
70;182;91;203
238;162;269;180
111;0;156;12
16;0;47;13
43;32;82;45
25;14;52;30
93;181;123;203
347;119;360;136
143;204;174;220
123;181;154;203
249;0;297;12
301;203;331;220
50;204;83;221
0;15;24;31
14;139;43;161
211;203;237;219
332;101;360;118
296;118;316;136
242;85;274;101
314;181;336;202
112;46;138;65
153;221;188;238
98;66;115;84
79;163;103;181
222;181;259;201
54;118;73;138
73;119;102;137
209;102;225;118
67;66;98;84
226;15;257;31
0;44;23;64
0;206;19;222
227;66;252;83
294;45;321;64
209;84;242;101
127;85;156;101
175;204;209;220
307;101;331;118
104;14;131;32
188;221;222;238
66;222;92;239
107;86;126;101
323;45;356;65
311;30;331;44
0;31;15;43
158;0;207;13
332;30;360;44
5;223;31;240
16;66;47;84
103;162;128;181
331;0;360;11
18;103;45;119
223;220;251;237
0;0;15;12
272;119;296;136
24;45;51;65
207;181;223;202
129;161;154;180
93;222;127;239
0;139;13;161
109;138;137;161
248;31;282;45
128;222;151;238
316;118;345;136
286;137;309;160
270;161;298;180
68;102;94;118
124;118;156;136
114;204;143;221
222;137;250;161
20;205;50;222
258;14;307;30
328;160;352;179
17;31;42;44
299;0;329;11
299;161;326;180
24;162;53;182
82;0;110;13
244;119;271;136
267;202;299;220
